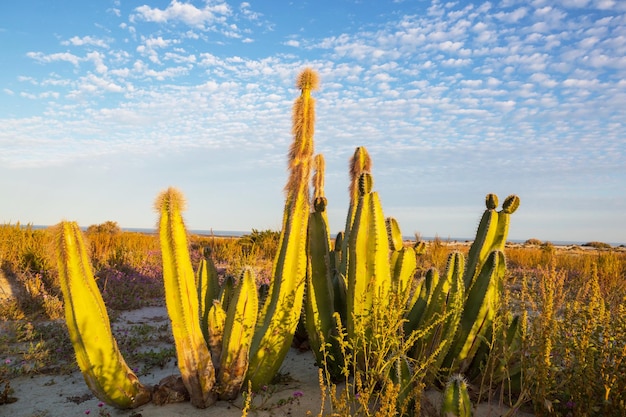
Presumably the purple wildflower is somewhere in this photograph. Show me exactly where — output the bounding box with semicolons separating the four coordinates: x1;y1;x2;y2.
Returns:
293;390;304;398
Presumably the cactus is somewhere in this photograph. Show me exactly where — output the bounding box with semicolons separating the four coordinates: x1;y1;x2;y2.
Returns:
463;194;499;290
441;374;473;417
55;221;151;409
218;268;258;400
247;68;318;390
443;250;505;373
156;187;217;408
339;146;372;280
412;252;465;381
305;154;343;379
464;194;520;290
387;217;417;305
346;172;392;340
197;252;221;345
207;301;226;370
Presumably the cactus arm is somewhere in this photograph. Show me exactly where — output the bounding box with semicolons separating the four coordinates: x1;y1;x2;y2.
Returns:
219;268;258;400
492;195;521;252
247;69;318;390
442;374;473;417
55;221;151;409
463;194;499;290
207;301;226;371
305;205;343;376
387;217;417;304
444;250;505;372
304;154;343;377
404;271;432;336
156;188;216;408
339;147;372;278
197;256;221;345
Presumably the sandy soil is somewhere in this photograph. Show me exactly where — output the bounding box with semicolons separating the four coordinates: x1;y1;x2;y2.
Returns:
2;306;535;417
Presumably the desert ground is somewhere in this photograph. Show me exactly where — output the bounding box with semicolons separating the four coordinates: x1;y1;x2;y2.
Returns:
2;305;535;417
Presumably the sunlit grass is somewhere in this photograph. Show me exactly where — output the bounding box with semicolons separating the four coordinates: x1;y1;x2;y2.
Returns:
1;222;625;415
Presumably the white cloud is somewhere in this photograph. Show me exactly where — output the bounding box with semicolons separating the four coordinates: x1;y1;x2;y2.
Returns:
27;51;81;66
62;36;110;48
132;0;231;28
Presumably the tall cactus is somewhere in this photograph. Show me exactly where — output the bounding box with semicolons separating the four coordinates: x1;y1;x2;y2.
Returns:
156;187;216;408
346;172;392;340
55;221;151;409
305;154;343;379
339;147;372;279
247;68;318;390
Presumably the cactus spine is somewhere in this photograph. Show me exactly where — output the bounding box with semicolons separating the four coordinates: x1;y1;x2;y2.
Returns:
441;374;473;417
156;187;216;408
247;68;318;390
55;221;151;409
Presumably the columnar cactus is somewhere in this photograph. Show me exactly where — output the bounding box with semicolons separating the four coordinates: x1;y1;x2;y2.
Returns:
442;250;506;373
346;172;392;340
156;187;217;408
305;154;343;379
55;221;151;409
197;252;220;345
247;68;318;390
218;268;258;400
441;374;473;417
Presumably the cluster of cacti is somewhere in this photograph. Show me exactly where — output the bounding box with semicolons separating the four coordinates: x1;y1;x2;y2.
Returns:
55;68;319;408
55;67;521;412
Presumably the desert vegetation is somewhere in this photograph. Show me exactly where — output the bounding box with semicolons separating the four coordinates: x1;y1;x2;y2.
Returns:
1;69;625;416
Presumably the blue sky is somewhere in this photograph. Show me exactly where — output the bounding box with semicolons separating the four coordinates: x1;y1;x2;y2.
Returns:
1;0;625;244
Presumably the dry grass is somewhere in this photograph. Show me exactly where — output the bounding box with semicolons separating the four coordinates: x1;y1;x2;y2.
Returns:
2;223;625;415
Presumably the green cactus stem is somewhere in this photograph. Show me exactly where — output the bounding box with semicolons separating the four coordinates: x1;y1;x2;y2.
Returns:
247;68;318;390
339;146;373;279
463;194;499;290
55;221;151;409
156;187;216;408
305;153;343;379
492;195;521;252
405;268;438;336
443;250;505;373
207;301;226;371
441;374;473;417
419;252;465;382
387;217;417;305
346;172;392;340
219;268;258;400
197;253;221;346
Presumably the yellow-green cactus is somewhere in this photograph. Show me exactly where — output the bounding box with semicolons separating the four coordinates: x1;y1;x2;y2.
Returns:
156;187;216;408
346;172;392;340
197;253;221;346
442;374;473;417
55;221;151;409
305;154;343;379
247;68;318;390
219;268;258;400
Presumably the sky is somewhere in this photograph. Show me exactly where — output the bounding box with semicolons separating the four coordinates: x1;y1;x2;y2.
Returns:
1;0;625;245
